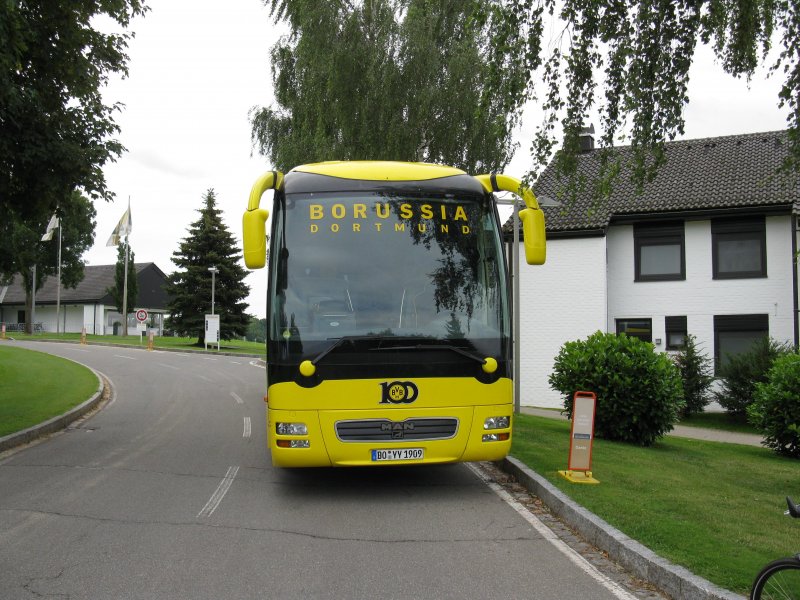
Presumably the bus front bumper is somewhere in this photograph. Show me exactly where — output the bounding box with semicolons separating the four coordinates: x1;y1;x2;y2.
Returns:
267;406;512;467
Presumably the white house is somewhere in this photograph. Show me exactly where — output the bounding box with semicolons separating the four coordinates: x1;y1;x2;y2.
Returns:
0;262;171;335
513;130;799;408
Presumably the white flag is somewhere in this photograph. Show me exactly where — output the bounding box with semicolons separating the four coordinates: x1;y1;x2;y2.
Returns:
41;214;59;241
106;203;133;247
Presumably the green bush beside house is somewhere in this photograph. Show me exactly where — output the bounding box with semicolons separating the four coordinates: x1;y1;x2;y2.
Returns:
548;331;684;446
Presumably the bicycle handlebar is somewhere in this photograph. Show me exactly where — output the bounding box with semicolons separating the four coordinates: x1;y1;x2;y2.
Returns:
786;496;800;518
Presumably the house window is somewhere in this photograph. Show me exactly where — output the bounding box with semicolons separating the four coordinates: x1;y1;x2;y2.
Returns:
714;314;769;372
634;222;685;281
616;318;653;343
665;316;687;350
711;217;766;279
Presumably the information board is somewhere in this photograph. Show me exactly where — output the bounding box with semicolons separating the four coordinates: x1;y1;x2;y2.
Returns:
568;391;597;471
205;314;220;350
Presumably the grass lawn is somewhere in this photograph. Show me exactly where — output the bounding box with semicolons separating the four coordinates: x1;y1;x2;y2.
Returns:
0;345;99;437
511;414;800;595
6;332;266;357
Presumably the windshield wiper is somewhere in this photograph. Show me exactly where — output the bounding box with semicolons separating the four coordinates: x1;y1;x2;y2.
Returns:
310;335;387;366
372;343;487;365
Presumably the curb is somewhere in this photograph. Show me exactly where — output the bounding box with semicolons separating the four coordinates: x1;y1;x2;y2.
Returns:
9;337;264;360
0;363;105;454
500;456;745;600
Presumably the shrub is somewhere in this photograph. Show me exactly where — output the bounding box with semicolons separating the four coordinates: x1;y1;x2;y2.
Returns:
673;334;714;417
548;331;684;446
713;337;793;418
748;353;800;458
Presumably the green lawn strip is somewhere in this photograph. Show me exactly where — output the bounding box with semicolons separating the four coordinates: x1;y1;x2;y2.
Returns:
679;411;759;435
511;414;799;595
6;333;266;356
0;345;99;437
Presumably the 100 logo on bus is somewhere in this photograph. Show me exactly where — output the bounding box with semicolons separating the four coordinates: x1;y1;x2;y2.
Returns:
379;381;419;404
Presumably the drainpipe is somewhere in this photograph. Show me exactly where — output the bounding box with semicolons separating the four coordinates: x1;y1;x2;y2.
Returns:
793;214;799;349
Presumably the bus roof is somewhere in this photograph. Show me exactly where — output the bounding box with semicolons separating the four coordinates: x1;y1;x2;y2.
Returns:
291;161;466;181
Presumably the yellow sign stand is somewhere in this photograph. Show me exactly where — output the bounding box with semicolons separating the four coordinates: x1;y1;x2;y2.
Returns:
559;391;600;485
559;469;600;484
80;327;87;345
147;331;154;352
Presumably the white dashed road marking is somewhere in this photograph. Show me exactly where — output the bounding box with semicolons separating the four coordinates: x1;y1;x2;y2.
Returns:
243;417;251;438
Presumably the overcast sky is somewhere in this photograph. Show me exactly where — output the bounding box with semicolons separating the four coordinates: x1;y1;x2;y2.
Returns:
86;0;790;319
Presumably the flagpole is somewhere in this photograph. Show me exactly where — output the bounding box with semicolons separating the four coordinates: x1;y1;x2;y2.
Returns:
122;235;129;337
107;197;132;337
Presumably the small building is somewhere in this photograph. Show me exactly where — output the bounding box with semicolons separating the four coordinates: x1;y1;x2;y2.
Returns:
0;262;170;335
512;129;799;408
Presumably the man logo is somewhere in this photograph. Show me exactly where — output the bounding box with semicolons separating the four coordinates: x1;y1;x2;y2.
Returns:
379;381;419;404
380;421;416;439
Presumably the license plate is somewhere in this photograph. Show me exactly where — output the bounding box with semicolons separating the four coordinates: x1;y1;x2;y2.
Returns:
371;448;424;462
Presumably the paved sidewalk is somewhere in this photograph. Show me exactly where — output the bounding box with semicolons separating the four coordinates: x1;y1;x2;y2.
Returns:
520;407;764;447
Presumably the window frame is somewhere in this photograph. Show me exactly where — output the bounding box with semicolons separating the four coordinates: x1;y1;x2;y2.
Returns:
665;315;688;350
633;222;686;282
711;217;767;279
713;314;769;373
616;318;653;343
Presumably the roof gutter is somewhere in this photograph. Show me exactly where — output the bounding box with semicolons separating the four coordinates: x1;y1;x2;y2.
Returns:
610;203;793;225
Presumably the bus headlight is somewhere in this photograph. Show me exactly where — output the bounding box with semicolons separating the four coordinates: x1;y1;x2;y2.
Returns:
482;432;510;442
484;416;510;430
276;422;308;436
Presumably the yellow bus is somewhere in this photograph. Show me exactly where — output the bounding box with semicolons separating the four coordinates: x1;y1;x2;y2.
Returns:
242;161;545;467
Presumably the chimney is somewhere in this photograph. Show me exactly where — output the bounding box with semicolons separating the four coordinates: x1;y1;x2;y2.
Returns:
579;124;595;153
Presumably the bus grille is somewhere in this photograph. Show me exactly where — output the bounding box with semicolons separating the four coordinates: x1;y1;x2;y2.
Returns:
335;418;459;442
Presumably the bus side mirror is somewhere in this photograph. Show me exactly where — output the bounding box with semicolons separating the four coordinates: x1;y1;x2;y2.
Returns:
243;208;270;269
519;208;546;265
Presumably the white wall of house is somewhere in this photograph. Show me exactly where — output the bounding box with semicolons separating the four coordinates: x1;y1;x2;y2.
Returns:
31;304;103;334
517;235;608;408
516;214;797;410
607;215;795;355
83;304;104;335
62;305;84;333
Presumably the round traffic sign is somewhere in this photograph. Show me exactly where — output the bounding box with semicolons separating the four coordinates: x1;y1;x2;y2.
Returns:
135;309;148;323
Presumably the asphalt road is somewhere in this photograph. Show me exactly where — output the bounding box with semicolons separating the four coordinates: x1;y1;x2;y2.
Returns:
1;341;647;599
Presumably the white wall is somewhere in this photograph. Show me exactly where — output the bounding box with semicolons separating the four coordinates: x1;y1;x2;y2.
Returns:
516;214;797;410
517;235;608;408
607;216;795;357
83;304;104;335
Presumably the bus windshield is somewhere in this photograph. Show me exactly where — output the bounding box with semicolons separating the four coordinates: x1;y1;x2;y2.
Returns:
269;191;509;357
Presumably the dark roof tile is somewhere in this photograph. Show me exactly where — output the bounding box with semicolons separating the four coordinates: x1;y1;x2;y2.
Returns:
508;130;798;233
1;263;169;309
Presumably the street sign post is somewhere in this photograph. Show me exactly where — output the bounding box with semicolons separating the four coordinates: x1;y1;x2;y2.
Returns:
135;309;148;343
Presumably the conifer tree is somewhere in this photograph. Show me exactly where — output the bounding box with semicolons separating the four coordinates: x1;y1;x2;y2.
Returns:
166;189;250;344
